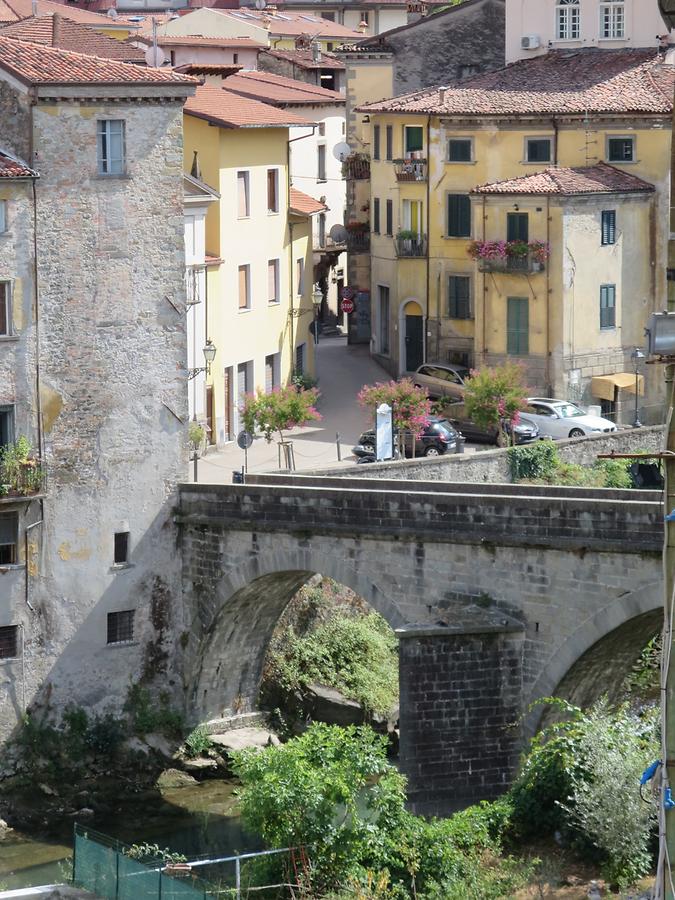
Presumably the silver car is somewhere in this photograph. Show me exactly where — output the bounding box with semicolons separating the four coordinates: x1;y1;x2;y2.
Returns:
412;364;470;401
523;398;618;439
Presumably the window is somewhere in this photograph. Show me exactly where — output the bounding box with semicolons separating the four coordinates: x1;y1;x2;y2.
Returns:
402;199;423;235
267;169;279;213
556;0;580;39
296;257;305;296
295;342;306;375
378;285;390;355
607;136;634;162
448;275;471;319
447;194;471;238
385;125;393;161
600;284;616;329
0;625;18;660
361;10;370;23
385;199;393;236
113;531;129;565
601;210;616;245
237;171;250;218
237;361;252;422
507;297;529;355
373;198;380;234
373;124;380;160
317;144;326;181
268;258;280;303
318;122;326;137
0;406;13;448
265;353;280;392
0;513;17;565
600;0;625;38
107;610;135;645
238;265;251;310
0;283;9;336
448;139;472;162
458;64;478;80
526;138;552;163
318;212;326;248
321;10;335;20
97;120;125;176
233;53;239;63
0;201;6;233
404;126;423;156
507;212;529;242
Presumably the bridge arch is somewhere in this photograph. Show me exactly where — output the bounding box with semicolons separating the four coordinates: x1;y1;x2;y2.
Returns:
524;580;662;735
184;545;407;725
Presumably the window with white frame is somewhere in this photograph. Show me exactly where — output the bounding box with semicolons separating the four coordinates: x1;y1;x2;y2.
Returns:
238;264;251;310
0;283;9;336
600;0;625;38
607;136;635;163
555;0;580;40
296;257;305;296
237;171;250;218
267;168;280;213
97;120;125;176
268;258;280;304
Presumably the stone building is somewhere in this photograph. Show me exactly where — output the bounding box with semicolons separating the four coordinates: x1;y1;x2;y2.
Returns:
0;37;195;740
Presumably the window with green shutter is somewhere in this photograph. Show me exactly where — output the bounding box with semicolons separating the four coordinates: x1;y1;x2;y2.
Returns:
507;297;529;355
448;276;471;319
373;124;380;160
404;126;423;154
373;198;380;234
507;212;529;242
447;194;471;237
385;199;393;236
601;210;616;245
448;139;472;162
600;284;616;329
385;125;393;161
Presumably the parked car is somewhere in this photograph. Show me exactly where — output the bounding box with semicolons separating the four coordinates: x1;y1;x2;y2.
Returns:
446;410;540;446
355;417;460;458
522;398;617;439
412;364;470;401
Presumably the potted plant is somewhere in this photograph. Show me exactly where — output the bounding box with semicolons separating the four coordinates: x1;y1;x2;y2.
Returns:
528;240;550;270
396;228;417;253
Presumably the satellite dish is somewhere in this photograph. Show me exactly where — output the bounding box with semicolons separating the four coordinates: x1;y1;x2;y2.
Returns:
255;0;266;8
333;141;351;162
237;430;254;450
106;7;118;18
329;223;348;243
145;45;166;67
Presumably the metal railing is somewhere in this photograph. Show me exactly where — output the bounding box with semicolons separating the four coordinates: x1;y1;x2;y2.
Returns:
346;231;370;253
477;254;545;274
394;158;427;181
395;234;427;257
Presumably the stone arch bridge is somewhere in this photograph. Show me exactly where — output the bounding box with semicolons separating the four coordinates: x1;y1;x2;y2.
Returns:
177;474;663;815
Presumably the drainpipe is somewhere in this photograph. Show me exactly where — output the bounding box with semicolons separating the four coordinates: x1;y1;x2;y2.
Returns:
546;194;551;393
481;195;487;364
425;115;431;363
24;510;43;613
288;220;295;376
551;117;559;165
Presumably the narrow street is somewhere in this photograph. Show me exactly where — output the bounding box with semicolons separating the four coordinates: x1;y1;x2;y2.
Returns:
195;336;392;481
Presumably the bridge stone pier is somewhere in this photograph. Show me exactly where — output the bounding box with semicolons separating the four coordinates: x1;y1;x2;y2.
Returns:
177;475;663;815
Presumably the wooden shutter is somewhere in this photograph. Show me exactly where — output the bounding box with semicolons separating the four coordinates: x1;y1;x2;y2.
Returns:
318;145;326;180
601;210;616;245
600;285;616;328
267;169;278;212
373;124;380;160
447;195;471;237
385;199;393;236
238;266;248;309
265;355;274;393
268;260;278;302
386;125;393;160
448;276;470;319
373;198;380;233
507;297;529;355
237;171;248;217
507;213;529;242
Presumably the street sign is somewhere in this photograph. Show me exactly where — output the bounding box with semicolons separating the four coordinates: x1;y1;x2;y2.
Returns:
341;297;355;314
341;286;356;300
237;430;253;450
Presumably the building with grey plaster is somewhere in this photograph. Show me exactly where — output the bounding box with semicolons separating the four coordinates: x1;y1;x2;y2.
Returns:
0;39;195;740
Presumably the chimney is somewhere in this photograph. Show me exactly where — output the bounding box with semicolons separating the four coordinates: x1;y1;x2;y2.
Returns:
53;11;62;46
31;0;37;15
191;150;201;181
311;40;321;62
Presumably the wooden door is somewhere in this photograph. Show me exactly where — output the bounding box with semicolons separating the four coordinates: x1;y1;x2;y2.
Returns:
205;385;215;445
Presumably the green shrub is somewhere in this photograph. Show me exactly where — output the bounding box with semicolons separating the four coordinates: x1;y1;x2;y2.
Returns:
593;457;633;489
126;843;187;865
125;684;183;738
508;440;558;481
184;724;213;757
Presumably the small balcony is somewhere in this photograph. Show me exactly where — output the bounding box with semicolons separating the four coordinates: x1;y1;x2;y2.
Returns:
0;439;44;501
395;233;427;258
342;153;370;181
469;240;549;275
477;255;546;274
394;157;427;182
347;231;370;254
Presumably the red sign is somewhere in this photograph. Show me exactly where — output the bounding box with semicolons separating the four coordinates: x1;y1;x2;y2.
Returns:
341;297;355;315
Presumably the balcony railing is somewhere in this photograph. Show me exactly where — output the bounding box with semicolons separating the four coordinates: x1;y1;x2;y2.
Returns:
0;441;44;500
476;255;546;274
342;153;370;180
396;234;427;257
347;231;370;254
394;157;427;182
314;235;347;253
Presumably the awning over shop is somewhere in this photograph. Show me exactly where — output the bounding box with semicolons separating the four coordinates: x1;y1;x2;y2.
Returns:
591;372;644;401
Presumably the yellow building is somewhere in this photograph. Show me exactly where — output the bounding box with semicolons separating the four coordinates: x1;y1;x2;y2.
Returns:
184;85;323;446
360;48;675;420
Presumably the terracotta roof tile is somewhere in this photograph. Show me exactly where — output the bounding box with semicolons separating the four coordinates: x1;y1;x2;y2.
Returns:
359;49;675;117
472;162;655;195
185;83;313;128
0;0;127;27
212;8;362;39
260;47;345;69
223;69;343;105
135;33;264;48
289;186;326;215
0;13;144;61
0;148;36;176
0;33;196;84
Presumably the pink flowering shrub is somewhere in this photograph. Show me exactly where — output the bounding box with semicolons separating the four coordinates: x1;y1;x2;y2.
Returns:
463;363;528;446
241;384;321;444
467;240;550;264
357;378;432;440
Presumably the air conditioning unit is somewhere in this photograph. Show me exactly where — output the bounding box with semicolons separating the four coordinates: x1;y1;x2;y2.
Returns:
521;34;541;50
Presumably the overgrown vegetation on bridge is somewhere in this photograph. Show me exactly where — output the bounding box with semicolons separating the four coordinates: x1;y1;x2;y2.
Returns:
508;440;637;488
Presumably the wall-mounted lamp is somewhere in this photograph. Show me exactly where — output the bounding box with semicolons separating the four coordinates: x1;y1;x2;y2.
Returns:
646;311;675;358
187;338;216;380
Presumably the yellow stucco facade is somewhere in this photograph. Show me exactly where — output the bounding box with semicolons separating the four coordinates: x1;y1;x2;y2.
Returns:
366;110;669;418
184;114;316;447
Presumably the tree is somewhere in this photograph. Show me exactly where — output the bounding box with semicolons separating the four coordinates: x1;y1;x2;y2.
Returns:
241;384;321;445
463;363;528;446
357;379;432;455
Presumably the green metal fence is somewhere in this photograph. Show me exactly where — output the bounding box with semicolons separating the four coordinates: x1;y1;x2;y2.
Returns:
73;824;216;900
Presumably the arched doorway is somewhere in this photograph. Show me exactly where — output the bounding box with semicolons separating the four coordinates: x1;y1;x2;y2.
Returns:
399;300;424;373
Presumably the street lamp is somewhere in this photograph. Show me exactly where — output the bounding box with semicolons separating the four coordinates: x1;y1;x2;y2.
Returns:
187;338;216;380
631;347;645;428
312;284;323;346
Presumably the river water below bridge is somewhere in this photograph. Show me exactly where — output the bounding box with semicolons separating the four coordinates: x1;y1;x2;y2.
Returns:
0;778;255;891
